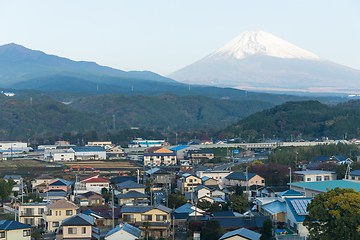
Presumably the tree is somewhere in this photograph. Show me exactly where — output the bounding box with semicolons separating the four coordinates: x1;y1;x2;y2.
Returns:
143;221;150;240
201;219;226;240
303;187;360;240
260;219;273;240
197;199;211;211
234;184;243;196
168;193;187;209
229;195;248;213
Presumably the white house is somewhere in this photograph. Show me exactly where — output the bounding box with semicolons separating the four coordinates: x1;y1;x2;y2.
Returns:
105;223;142;240
196;170;232;189
285;197;312;237
75;174;110;195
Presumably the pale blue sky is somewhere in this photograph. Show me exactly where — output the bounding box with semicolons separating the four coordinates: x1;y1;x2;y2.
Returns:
1;0;359;75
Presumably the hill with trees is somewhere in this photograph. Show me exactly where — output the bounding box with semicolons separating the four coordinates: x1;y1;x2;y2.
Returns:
222;100;360;140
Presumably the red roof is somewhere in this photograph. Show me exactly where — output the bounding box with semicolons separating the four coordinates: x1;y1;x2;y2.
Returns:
80;173;99;182
81;176;110;183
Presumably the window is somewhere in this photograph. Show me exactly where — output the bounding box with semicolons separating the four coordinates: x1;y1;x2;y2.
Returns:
316;176;322;181
49;210;52;216
312;193;316;197
82;227;86;234
56;211;58;216
23;230;30;237
59;211;61;216
38;208;44;214
123;214;134;222
66;210;73;216
141;215;152;221
324;176;330;181
68;227;77;234
0;231;4;238
52;222;59;227
352;176;356;180
156;215;167;221
307;178;311;182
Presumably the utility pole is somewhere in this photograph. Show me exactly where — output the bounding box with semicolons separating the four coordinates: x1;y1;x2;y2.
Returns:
21;178;23;204
111;186;115;229
172;215;175;240
289;167;292;189
246;166;249;201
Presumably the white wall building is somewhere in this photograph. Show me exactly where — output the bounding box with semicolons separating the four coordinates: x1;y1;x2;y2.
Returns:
196;170;232;189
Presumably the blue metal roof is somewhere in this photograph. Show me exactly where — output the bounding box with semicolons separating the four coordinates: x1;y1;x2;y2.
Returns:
174;203;195;214
219;228;261;240
350;170;360;176
0;220;32;231
70;146;105;152
289;180;360;192
169;145;194;151
262;201;286;215
278;189;304;197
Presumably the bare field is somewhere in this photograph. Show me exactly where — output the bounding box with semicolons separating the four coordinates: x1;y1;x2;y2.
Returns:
0;159;140;178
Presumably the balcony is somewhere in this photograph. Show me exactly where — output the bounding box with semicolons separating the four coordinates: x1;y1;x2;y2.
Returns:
21;211;41;217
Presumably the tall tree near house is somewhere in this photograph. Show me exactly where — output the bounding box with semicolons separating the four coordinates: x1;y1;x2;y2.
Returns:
143;221;150;240
304;187;360;240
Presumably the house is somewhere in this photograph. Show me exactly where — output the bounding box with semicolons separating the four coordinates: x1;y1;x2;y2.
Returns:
46;152;75;162
197;170;231;189
143;147;176;166
75;174;110;194
168;145;200;161
32;174;55;192
43;199;79;232
177;173;202;194
81;208;122;227
0;220;32;240
55;213;99;240
257;190;304;223
186;149;214;165
294;170;337;182
225;172;265;187
18;202;49;227
116;191;150;206
285;197;312;237
347;170;360;181
39;189;68;200
107;146;126;159
289;180;360;197
121;205;172;238
44;178;72;193
116;180;146;194
219;228;261;240
3;175;22;184
130;138;165;148
201;176;218;186
172;203;207;230
105;223;142;240
76;191;105;207
0;141;27;151
198;196;225;204
68;146;107;160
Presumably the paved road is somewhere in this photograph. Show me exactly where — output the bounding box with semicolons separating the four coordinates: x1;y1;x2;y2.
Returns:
213;155;267;171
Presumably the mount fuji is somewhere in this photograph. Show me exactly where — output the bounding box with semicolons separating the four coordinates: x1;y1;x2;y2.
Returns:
168;30;360;94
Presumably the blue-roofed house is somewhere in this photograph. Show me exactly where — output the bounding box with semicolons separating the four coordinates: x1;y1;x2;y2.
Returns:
173;203;207;230
168;145;200;161
285;197;313;237
105;222;141;240
0;220;32;240
349;170;360;181
55;213;99;240
44;178;72;193
68;146;106;160
219;227;261;240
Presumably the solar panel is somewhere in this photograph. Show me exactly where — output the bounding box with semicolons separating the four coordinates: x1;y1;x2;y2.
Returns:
290;199;311;215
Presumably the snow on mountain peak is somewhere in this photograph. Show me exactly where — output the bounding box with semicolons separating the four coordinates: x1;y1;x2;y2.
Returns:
208;30;323;61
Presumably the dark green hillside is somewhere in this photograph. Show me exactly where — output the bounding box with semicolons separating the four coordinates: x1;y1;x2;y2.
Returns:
0;95;110;140
71;94;275;131
223;100;360;140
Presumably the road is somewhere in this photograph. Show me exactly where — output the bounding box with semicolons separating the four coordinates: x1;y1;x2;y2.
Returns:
213;155;267;171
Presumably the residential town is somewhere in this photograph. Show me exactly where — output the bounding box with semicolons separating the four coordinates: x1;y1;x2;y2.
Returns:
1;139;360;240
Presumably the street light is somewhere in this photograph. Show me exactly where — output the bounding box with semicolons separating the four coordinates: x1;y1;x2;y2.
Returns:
288;167;292;188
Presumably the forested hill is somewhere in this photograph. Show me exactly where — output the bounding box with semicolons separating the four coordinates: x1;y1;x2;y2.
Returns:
70;94;275;131
222;100;360;140
0;93;274;140
0;94;109;140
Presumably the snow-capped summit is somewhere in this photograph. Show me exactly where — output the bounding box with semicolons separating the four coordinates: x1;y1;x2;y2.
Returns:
208;30;323;61
167;30;360;94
